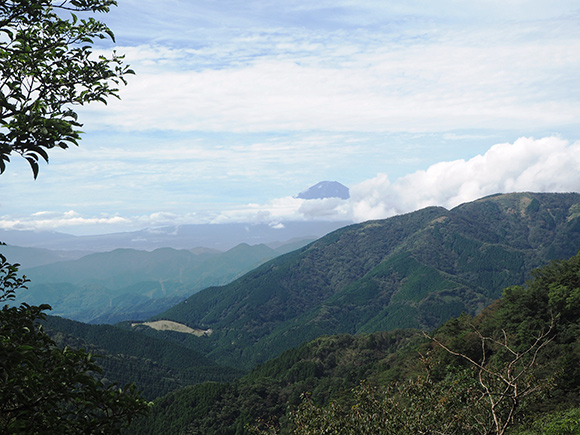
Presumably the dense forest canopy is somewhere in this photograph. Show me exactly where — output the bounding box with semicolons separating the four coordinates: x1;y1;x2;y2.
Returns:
126;250;580;434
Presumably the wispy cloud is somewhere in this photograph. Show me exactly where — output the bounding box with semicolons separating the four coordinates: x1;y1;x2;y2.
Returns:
2;1;579;236
4;137;579;234
82;14;580;135
0;211;131;232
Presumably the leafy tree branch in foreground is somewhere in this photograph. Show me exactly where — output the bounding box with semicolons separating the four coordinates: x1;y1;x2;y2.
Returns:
0;1;147;432
0;252;149;434
0;0;133;177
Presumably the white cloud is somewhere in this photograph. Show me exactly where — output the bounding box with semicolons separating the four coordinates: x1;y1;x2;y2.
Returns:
350;174;398;221
207;137;580;224
202;136;580;225
298;197;352;219
0;212;131;232
4;137;579;234
80;13;580;135
349;136;580;221
210;197;305;224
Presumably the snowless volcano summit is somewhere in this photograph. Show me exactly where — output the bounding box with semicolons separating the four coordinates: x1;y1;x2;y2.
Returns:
296;181;350;200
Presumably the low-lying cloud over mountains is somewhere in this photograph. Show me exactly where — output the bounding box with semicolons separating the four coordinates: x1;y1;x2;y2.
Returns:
228;136;580;224
1;136;579;234
349;136;580;221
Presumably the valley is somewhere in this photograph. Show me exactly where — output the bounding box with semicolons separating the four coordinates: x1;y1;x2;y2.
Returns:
152;192;580;368
3;192;580;434
12;239;316;323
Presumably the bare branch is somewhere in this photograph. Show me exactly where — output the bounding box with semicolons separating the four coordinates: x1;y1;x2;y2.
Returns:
424;316;555;435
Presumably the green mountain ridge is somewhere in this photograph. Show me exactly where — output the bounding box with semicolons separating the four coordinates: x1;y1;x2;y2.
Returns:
15;240;313;323
42;315;245;400
22;244;276;289
0;244;89;268
125;247;580;435
155;192;580;368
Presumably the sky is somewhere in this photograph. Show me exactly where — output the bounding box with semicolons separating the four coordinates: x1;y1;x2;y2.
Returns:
1;0;580;235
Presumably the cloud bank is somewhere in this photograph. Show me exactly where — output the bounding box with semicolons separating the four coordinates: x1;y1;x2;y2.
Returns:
82;11;580;135
3;136;577;234
217;136;580;224
350;136;580;221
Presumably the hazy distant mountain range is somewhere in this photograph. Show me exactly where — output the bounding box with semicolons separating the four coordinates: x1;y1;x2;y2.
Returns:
11;240;315;324
0;221;349;252
0;244;90;269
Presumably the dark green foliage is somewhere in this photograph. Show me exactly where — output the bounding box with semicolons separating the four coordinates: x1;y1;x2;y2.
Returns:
512;406;580;435
158;192;580;369
0;0;133;177
134;248;580;435
43;315;245;400
132;382;232;435
496;252;580;402
124;330;420;435
0;253;148;433
265;373;485;435
423;249;580;432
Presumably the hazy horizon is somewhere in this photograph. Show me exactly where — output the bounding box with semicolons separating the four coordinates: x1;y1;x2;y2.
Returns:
1;1;579;235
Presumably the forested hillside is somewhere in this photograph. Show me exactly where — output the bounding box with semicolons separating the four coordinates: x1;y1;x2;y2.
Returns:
17;241;311;323
42;316;245;400
155;192;580;368
125;248;580;435
22;192;580;434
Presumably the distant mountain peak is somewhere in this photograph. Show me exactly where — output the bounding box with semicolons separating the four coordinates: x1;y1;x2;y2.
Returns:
296;181;350;200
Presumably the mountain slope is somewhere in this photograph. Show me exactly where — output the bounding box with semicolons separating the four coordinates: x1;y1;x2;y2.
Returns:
0;245;88;268
43;316;245;400
16;242;309;323
126;247;580;435
156;192;580;368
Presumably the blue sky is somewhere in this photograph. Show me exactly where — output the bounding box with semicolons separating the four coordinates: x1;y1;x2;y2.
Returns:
1;0;579;234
